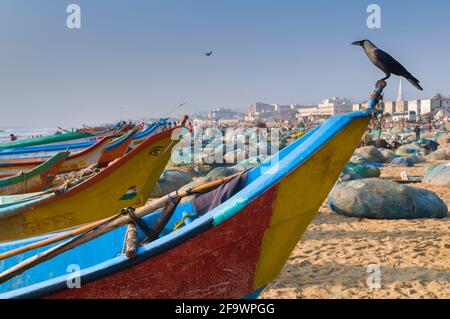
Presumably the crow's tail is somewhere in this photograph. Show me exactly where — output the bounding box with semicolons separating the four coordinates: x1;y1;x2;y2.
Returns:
406;75;423;91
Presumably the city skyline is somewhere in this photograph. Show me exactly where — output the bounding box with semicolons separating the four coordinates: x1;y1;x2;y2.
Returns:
1;0;450;127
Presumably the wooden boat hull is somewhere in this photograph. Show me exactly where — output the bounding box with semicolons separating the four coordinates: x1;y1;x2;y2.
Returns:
0;137;112;177
0;152;70;196
0;128;180;242
0;112;370;298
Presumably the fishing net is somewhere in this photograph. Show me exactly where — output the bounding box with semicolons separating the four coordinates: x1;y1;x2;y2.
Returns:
149;170;193;198
390;157;414;167
353;146;385;163
427;146;450;161
328;178;448;219
423;162;450;186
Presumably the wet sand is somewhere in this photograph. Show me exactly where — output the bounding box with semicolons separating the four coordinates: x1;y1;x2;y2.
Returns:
260;164;450;299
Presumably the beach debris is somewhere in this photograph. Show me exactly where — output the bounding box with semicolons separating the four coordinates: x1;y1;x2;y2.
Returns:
397;171;422;183
400;171;408;181
328;178;447;219
422;162;450;186
353;146;385;163
149;169;193;197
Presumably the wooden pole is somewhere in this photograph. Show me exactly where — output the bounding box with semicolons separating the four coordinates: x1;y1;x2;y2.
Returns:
124;223;138;259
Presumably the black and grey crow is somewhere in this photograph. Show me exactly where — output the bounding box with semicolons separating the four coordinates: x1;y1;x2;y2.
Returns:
352;40;423;91
205;51;213;56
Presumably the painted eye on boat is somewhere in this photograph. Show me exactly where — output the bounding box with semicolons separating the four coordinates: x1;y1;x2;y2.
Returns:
149;146;164;156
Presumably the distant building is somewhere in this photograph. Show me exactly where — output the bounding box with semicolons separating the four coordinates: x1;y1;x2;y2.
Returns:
418;94;450;115
318;97;352;115
297;97;352;118
208;107;242;120
353;103;366;112
296;105;319;118
383;101;396;115
247;102;301;121
408;99;421;115
273;104;298;120
247;102;275;121
395;100;408;113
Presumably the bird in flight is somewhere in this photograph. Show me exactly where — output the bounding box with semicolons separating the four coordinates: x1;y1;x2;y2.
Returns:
205;51;213;56
352;40;423;90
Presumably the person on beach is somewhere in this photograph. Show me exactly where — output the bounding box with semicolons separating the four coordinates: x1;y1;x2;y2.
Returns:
414;125;421;141
9;134;17;141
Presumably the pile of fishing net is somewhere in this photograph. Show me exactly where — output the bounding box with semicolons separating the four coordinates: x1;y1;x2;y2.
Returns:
390;156;415;167
427;146;450;161
328;178;447;219
396;143;426;156
423;162;450;186
149;169;193;197
339;162;380;182
353;146;385;163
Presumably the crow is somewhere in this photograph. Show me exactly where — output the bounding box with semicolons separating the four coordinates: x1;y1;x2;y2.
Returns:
205;51;213;56
352;40;423;90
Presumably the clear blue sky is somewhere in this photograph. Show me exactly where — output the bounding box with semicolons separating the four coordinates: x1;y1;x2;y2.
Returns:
1;0;449;127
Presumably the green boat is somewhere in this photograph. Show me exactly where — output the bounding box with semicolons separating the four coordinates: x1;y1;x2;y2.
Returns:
0;132;95;152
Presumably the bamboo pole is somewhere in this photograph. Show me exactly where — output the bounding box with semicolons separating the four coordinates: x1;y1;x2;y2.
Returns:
0;172;241;284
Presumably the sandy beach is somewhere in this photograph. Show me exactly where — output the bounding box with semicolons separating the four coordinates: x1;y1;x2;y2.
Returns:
260;164;450;299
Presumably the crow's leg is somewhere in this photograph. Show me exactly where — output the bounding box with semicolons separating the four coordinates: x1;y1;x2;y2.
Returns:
376;73;391;87
380;73;391;81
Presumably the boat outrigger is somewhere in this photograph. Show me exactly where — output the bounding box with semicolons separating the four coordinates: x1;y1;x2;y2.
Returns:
0;83;385;298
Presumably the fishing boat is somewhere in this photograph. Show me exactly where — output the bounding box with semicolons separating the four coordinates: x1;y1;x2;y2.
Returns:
0;132;96;152
0;136;113;178
0;83;385;298
128;119;169;150
0;119;166;160
97;130;137;167
0;124;182;242
0;152;70;196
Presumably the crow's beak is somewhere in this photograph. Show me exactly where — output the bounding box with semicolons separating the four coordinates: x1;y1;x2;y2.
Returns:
352;41;362;46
